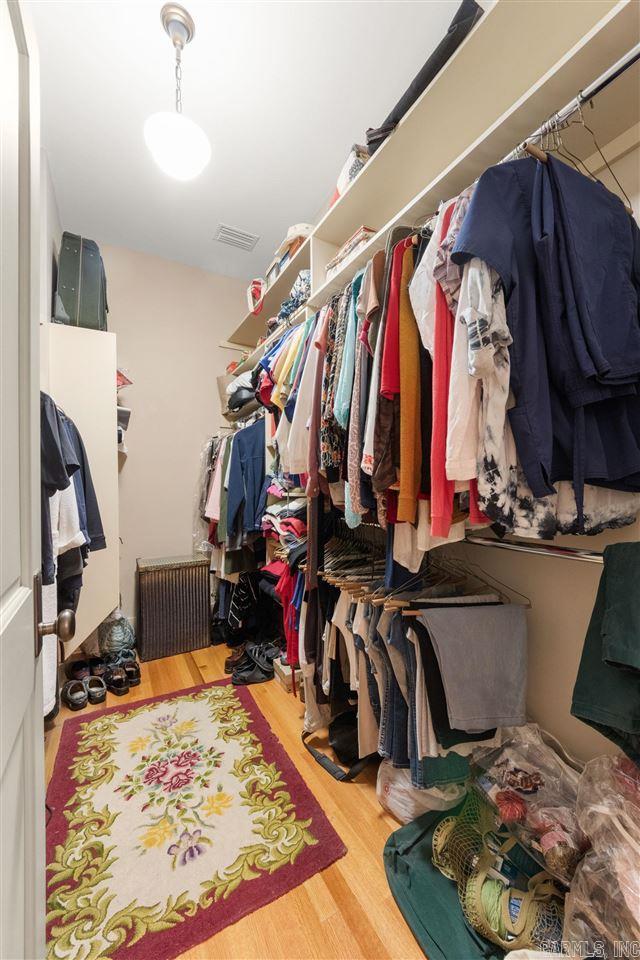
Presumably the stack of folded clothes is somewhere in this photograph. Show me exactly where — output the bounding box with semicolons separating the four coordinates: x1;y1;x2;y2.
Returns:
261;497;307;559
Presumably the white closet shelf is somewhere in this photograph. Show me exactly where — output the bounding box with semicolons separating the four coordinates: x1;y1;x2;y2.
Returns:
310;0;625;248
226;0;638;348
222;398;261;424
230;238;311;347
308;234;388;308
229;305;311;378
310;0;639;308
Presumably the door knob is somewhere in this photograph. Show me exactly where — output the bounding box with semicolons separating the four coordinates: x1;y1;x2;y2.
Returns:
38;609;76;643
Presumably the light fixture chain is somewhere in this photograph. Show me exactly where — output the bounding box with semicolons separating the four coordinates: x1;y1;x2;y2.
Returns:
175;47;182;114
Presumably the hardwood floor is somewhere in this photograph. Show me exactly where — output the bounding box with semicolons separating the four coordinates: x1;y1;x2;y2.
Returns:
44;645;424;960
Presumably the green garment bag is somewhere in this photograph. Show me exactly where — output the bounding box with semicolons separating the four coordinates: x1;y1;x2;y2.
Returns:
53;231;108;330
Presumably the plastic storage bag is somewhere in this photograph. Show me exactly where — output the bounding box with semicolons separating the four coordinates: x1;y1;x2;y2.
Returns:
471;726;585;884
376;759;465;824
563;755;640;955
193;437;216;556
98;608;136;656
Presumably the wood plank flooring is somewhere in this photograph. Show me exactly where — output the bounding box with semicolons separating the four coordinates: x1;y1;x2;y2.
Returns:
44;645;424;960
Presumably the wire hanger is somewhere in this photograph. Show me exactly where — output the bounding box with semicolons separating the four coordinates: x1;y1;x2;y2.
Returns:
573;101;634;213
456;556;532;608
542;115;591;179
411;210;439;239
400;553;532;616
524;103;634;216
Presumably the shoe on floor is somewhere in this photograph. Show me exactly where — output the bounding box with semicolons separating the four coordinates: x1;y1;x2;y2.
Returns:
224;644;246;674
122;660;141;686
88;657;107;678
261;641;281;661
245;642;277;674
105;666;130;696
62;679;88;711
66;659;90;681
231;644;274;685
84;676;107;704
231;661;274;685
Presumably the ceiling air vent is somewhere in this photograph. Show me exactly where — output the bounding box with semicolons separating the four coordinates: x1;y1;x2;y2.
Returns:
213;223;260;252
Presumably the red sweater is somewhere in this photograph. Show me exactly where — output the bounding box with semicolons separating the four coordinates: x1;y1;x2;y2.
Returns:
380;238;412;399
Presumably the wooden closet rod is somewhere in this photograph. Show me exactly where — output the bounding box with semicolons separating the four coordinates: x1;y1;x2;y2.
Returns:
464;536;604;564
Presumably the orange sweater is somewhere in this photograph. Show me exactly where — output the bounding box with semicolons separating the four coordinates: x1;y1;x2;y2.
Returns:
397;244;422;523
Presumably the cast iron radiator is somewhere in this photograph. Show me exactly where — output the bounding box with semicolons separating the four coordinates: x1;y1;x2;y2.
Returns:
136;555;210;661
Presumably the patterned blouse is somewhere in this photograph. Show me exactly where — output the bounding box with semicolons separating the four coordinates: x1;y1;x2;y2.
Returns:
320;290;350;481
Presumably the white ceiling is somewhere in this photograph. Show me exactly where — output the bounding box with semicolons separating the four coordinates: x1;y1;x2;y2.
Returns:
29;0;461;280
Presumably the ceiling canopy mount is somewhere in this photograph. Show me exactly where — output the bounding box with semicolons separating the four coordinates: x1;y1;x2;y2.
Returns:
160;4;195;50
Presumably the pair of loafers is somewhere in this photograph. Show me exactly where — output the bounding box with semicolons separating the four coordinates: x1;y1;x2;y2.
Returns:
62;675;107;711
66;657;108;682
104;659;140;696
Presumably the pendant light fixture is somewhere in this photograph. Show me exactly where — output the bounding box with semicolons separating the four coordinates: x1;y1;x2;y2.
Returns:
144;3;211;181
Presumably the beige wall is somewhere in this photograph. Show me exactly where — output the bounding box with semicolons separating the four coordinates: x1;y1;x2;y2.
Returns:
101;244;245;620
448;529;634;764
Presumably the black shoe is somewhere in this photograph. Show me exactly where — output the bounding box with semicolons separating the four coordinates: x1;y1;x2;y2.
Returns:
245;642;276;673
231;661;274;685
262;641;281;661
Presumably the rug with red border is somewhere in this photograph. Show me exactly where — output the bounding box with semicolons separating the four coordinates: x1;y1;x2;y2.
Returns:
46;679;346;960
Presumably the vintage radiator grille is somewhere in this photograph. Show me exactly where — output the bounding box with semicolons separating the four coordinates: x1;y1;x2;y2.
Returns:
136;555;210;662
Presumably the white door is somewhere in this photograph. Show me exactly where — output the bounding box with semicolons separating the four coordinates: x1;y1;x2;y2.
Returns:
1;2;45;958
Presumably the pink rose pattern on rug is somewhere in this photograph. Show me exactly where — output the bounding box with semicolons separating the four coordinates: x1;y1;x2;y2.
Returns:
114;709;225;859
46;681;346;960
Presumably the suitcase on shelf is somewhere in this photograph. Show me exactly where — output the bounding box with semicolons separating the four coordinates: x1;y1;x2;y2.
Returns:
53;231;108;330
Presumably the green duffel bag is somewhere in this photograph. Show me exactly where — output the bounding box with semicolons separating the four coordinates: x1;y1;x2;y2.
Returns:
383;805;504;960
53;231;108;330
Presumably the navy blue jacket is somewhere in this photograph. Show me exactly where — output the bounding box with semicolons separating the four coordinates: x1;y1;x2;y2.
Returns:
226;418;267;537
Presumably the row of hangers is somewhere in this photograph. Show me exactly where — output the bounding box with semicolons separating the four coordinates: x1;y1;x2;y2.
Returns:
311;528;532;615
520;102;633;215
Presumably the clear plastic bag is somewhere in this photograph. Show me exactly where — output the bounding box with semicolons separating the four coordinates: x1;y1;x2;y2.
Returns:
98;607;135;655
563;755;640;955
376;759;465;824
471;726;585;884
193;436;216;556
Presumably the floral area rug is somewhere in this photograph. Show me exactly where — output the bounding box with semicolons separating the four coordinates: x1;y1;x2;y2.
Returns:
46;680;346;960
